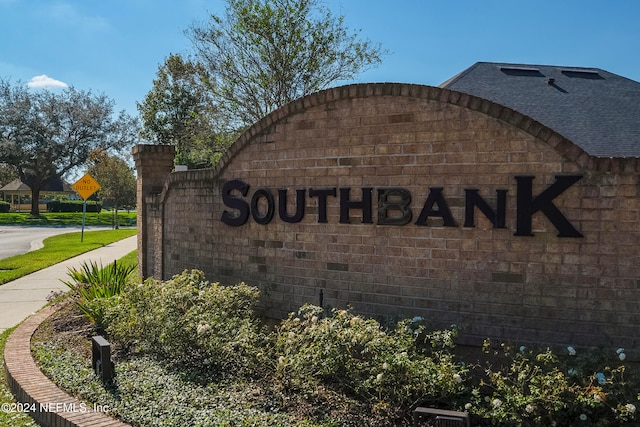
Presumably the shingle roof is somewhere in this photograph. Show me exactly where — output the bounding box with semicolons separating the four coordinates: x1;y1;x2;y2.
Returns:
0;179;28;192
0;178;73;192
440;62;640;158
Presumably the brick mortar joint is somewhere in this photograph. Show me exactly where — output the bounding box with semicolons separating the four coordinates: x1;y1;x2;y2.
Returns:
4;303;131;427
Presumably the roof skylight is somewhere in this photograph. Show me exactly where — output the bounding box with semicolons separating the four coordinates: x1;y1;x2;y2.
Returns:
499;67;544;77
561;69;603;79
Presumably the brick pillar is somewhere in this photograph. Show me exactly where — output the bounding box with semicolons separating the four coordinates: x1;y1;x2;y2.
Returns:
132;144;176;280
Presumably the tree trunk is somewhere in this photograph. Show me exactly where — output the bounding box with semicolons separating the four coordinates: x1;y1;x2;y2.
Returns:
30;186;41;216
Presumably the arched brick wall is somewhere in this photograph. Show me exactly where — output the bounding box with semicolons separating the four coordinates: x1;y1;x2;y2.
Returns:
135;83;640;353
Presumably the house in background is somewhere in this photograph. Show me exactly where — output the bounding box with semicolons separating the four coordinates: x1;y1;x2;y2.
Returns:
440;62;640;158
0;178;76;212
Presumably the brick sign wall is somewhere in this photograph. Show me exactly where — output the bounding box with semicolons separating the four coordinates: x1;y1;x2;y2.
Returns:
134;83;640;354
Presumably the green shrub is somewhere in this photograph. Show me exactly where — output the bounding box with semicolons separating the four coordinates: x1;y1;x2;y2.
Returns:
47;199;102;212
31;278;640;426
465;341;640;426
105;270;265;376
0;201;9;213
274;304;467;409
61;260;137;329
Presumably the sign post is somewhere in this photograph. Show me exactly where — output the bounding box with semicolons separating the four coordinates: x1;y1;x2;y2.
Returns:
72;173;101;242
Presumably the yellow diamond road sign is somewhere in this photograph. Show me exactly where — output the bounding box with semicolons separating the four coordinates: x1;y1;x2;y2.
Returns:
72;173;101;200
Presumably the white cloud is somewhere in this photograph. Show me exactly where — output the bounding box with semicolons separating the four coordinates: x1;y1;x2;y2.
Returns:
27;74;68;89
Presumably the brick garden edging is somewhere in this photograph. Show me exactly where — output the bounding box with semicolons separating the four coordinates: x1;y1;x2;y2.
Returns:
4;304;131;427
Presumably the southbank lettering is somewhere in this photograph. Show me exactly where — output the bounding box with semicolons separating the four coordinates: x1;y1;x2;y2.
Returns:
221;175;583;237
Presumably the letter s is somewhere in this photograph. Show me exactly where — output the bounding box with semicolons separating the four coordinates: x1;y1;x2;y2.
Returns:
221;179;250;226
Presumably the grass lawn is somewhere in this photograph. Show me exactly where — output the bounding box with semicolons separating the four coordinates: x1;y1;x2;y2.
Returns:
0;228;137;285
0;211;136;227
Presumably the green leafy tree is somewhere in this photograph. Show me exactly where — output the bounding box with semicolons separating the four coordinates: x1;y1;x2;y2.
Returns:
0;79;138;216
0;163;17;187
186;0;386;130
87;149;136;228
137;53;231;168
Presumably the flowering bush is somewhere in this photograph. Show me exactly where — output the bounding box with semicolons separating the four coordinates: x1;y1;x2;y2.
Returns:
274;304;467;410
105;270;266;376
41;269;640;425
465;340;640;426
33;270;640;426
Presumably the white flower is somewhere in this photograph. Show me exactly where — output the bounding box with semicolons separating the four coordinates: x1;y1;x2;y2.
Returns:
580;413;587;421
196;323;210;335
453;373;463;383
492;398;502;408
616;348;624;354
412;316;423;322
525;404;535;413
519;346;526;352
464;403;472;410
593;394;602;403
382;362;389;370
625;403;636;414
619;352;626;361
376;373;384;382
567;346;576;356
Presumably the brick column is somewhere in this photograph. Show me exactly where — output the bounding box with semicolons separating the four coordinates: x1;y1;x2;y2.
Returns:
132;144;175;279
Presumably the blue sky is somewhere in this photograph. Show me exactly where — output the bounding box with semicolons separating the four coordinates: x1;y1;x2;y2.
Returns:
1;0;639;118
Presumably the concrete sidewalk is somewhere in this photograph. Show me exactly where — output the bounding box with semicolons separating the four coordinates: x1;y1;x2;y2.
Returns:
0;235;138;332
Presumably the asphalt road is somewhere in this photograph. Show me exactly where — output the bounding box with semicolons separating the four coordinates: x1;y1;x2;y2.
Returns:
0;226;86;260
